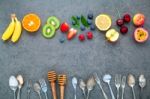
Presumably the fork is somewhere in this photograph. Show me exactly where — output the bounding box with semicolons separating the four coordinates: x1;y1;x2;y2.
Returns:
39;79;48;99
115;74;121;99
121;76;126;99
93;73;108;99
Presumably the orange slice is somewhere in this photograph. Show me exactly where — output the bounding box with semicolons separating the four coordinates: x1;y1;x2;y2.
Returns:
22;13;41;32
95;14;112;31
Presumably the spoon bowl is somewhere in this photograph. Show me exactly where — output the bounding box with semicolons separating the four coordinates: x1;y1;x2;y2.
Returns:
103;74;112;83
139;74;146;88
9;76;18;99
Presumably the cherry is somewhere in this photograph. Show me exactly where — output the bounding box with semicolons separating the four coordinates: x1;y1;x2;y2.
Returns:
116;19;124;26
123;14;131;23
120;26;128;34
78;34;85;41
87;32;93;39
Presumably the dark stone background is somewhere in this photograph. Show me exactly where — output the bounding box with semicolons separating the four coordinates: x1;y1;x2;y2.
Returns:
0;0;150;99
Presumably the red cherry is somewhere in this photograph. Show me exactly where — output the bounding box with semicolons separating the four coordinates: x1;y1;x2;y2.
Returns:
123;14;131;23
120;26;128;34
60;22;70;33
87;32;93;39
78;34;85;41
116;19;124;26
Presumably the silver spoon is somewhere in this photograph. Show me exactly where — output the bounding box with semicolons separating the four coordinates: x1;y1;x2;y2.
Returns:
103;74;115;99
27;80;32;99
34;82;42;99
139;74;146;99
39;79;48;99
128;74;136;99
79;79;86;98
86;76;96;99
16;75;24;99
9;76;18;99
72;77;78;99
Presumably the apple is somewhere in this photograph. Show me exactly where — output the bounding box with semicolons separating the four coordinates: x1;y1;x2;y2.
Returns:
60;22;70;33
106;29;119;42
133;13;145;26
67;28;77;40
134;27;149;43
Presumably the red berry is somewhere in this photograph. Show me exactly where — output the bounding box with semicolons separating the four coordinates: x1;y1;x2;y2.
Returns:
60;22;70;33
78;34;85;41
87;32;93;39
123;14;131;23
116;19;124;26
120;26;128;34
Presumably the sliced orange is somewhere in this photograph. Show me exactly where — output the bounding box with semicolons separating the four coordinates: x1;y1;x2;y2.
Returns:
95;14;112;31
22;13;41;32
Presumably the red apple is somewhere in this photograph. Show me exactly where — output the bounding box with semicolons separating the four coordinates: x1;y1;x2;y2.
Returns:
133;13;145;26
60;22;70;33
67;28;77;40
134;27;149;43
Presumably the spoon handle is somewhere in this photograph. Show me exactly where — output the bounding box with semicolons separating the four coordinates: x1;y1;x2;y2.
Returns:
140;88;143;99
86;90;90;99
27;92;30;99
74;89;76;99
121;87;125;99
14;90;16;99
108;84;115;99
45;92;48;99
17;88;21;99
38;93;42;99
132;87;136;99
98;84;108;99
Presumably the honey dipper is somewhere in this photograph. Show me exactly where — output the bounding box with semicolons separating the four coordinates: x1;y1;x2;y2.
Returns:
48;71;57;99
58;74;67;99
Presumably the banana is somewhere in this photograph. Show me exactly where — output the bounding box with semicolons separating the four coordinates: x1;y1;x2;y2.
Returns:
2;17;15;41
11;17;22;43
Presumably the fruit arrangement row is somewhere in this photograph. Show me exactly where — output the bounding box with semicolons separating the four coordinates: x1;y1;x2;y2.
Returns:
9;72;148;99
1;13;148;44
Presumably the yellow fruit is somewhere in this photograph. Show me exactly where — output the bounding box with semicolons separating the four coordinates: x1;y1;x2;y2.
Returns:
11;17;22;43
2;17;15;41
95;14;112;31
106;29;119;42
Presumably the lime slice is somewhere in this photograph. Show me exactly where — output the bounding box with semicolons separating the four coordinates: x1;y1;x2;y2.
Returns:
95;14;112;31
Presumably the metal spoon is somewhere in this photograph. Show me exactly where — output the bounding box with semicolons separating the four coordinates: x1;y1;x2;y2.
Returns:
79;79;86;98
17;75;24;99
34;82;42;99
128;74;136;99
39;79;48;99
72;77;78;99
9;76;18;99
27;80;32;99
139;74;146;99
86;76;96;99
103;74;115;99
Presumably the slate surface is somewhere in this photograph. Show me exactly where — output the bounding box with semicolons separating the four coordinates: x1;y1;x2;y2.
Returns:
0;0;150;99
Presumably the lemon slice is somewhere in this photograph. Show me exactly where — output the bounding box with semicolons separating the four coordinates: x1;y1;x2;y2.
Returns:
95;14;112;31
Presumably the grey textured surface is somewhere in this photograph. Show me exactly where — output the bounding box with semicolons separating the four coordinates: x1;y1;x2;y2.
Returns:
0;0;150;99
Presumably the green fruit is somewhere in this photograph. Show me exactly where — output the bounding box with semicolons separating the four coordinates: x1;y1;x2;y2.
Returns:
47;16;60;29
42;24;56;39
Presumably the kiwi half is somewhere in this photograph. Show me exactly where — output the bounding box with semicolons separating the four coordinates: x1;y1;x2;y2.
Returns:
47;16;60;30
42;24;56;39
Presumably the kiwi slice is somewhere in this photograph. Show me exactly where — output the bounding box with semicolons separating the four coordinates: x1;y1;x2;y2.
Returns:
47;16;60;30
42;24;56;39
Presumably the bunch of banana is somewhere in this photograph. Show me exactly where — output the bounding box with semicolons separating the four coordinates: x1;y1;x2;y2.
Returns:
2;14;22;43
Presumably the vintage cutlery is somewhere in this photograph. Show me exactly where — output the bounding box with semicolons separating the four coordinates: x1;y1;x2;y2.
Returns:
139;74;146;99
115;74;121;99
34;82;42;99
86;76;96;99
39;79;48;99
79;79;86;98
72;77;78;99
103;74;115;99
121;76;126;99
128;74;136;99
9;76;18;99
27;80;32;99
93;73;108;99
16;75;24;99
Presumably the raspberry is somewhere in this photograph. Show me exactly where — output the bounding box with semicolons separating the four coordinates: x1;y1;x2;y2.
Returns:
78;34;85;41
87;32;93;39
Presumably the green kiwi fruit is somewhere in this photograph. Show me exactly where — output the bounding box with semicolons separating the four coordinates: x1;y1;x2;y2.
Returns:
42;24;56;39
47;16;60;30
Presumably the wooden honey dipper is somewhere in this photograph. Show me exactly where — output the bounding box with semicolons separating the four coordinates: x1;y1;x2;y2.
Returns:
48;71;57;99
58;74;67;99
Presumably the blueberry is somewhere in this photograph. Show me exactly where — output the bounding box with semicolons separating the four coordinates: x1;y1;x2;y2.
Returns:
88;13;93;19
87;19;92;25
72;20;76;25
80;25;85;31
59;38;65;43
90;24;95;31
76;15;80;20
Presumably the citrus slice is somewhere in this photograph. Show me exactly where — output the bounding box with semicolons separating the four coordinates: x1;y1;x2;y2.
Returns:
95;14;112;31
22;13;41;32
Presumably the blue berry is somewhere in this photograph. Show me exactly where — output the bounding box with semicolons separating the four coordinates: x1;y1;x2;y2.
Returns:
80;25;85;31
90;25;95;31
76;15;80;20
59;38;65;43
87;19;92;25
88;13;93;19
